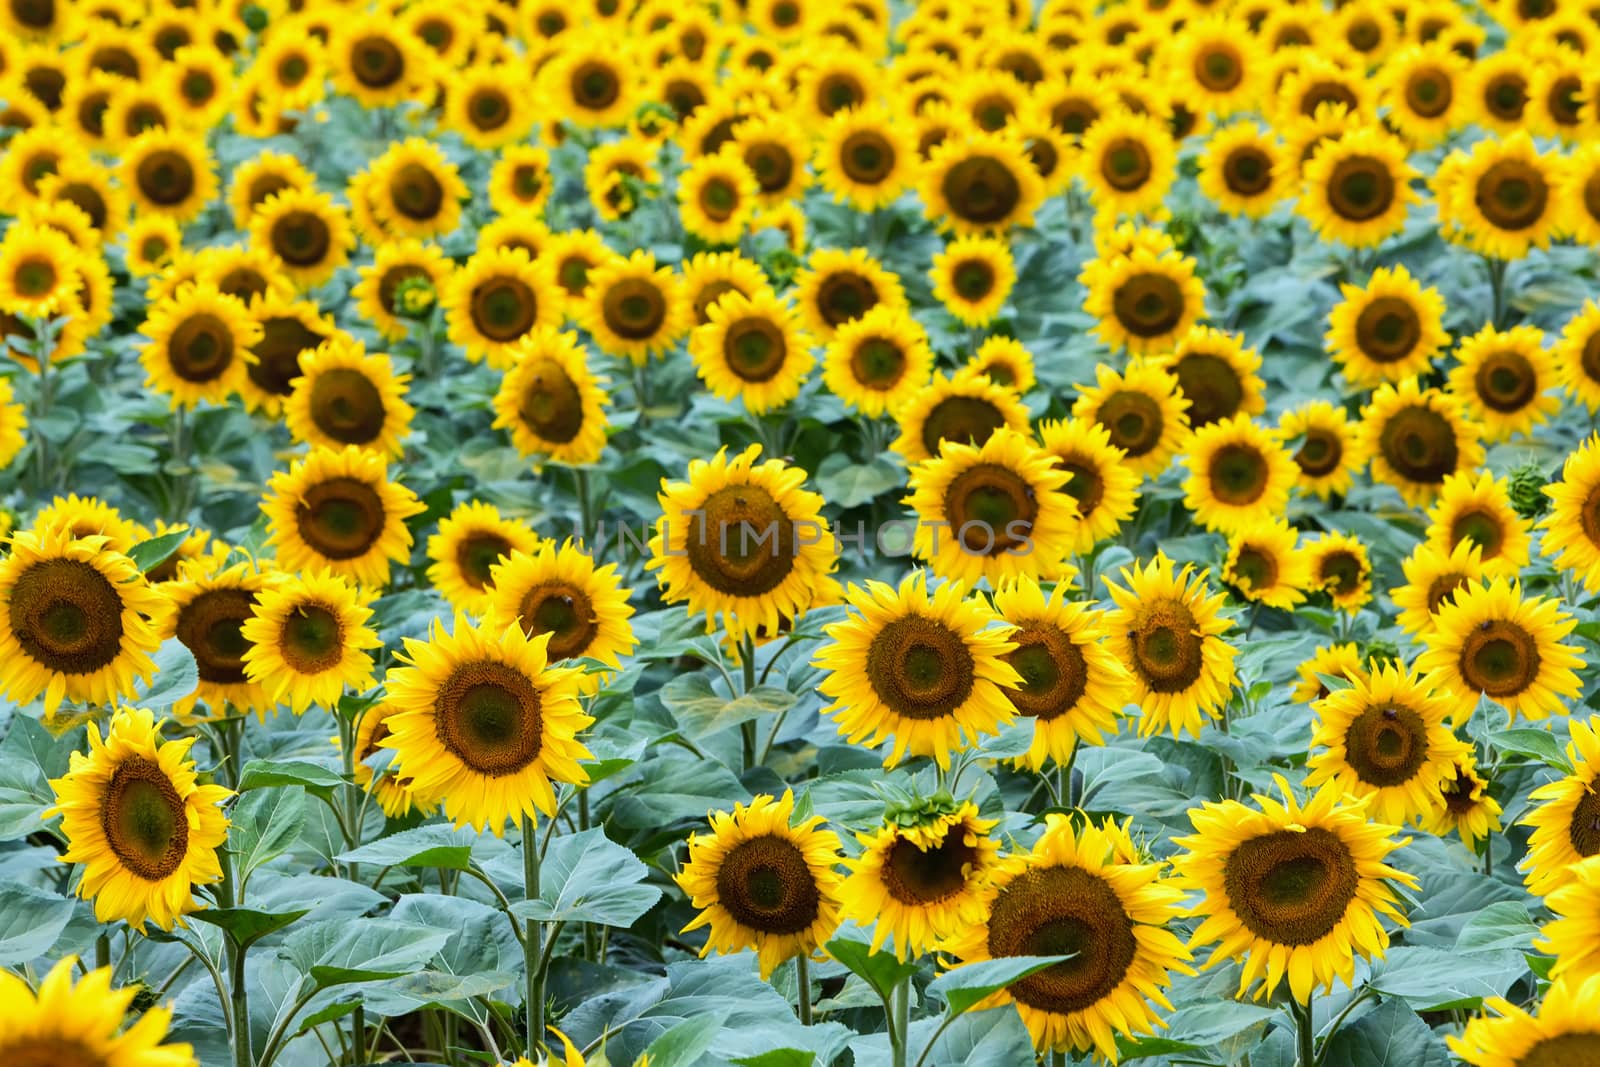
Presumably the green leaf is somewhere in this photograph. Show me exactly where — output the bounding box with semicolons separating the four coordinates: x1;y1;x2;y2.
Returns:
511;827;661;928
812;453;903;509
1456;902;1540;953
127;528;192;574
658;674;795;741
372;968;515;1007
1115;1035;1206;1061
732;1050;815;1067
1485;729;1571;771
1318;998;1450;1067
285;918;452;990
0;885;75;966
1369;947;1529;1011
928;955;1073;1016
825;930;920;1001
189;907;310;949
237;759;344;800
639;1014;727;1067
231;785;307;882
132;639;198;711
337;825;479;871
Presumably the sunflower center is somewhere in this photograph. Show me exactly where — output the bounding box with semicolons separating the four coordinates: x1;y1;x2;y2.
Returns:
943;462;1038;554
1450;508;1504;558
815;271;877;328
270;210;332;267
469;88;511;130
1233;546;1277;592
865;614;977;721
471;276;537;342
1223;827;1358;946
1581;484;1600;550
180;71;215;104
10;0;53;27
882;831;978;904
279;604;344;673
841;131;895;184
571;61;620;109
517;358;584;443
920;395;1007;457
1196;44;1243;91
1301;82;1360;117
511;164;544;201
1128;599;1204;693
1100;138;1152;191
455;532;512;590
1007;625;1088;720
1569;783;1600;857
295;477;386;560
985;865;1138;1014
1483;74;1527;120
3;1037;113;1067
602;278;667;340
8;558;124;675
1344;702;1429;786
102;757;188;881
135;149;196;206
1584;173;1600;226
1440;769;1477;815
1207;443;1270;506
278;54;310;86
744;142;794;194
1096;389;1163;458
1346;16;1381;50
217;266;270;303
1518;1035;1600;1067
715;834;821;934
250;315;322;396
1459;619;1540;698
1474;349;1537;411
1173;353;1243;427
692;281;742;325
555;255;592;296
248;174;292;212
723;317;788;383
434;660;544;775
953;259;996;301
662;78;704;118
1318;549;1363;597
1378;405;1458;483
1051;99;1099;138
1057;457;1104;514
13;258;57;298
516;581;597;661
850;338;906;388
1475;159;1548;230
1405;69;1453;116
1354;297;1421;361
352;35;404;88
817;74;864;116
942;155;1022;225
683;485;796;596
307;367;386;445
1326;154;1396;222
697;177;740;221
1425;573;1471;615
1112;272;1184;338
1294;427;1342;477
390;163;444;220
176;587;255;684
1223;146;1273;196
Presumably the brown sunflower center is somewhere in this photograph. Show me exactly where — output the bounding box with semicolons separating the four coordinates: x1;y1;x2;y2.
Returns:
517;358;584;443
3;1036;116;1067
601;278;667;340
1344;702;1429;786
816;73;864;116
1294;427;1343;477
1232;545;1278;592
515;581;597;661
1327;154;1396;222
1583;172;1600;226
1056;456;1105;516
1440;768;1478;815
865;614;977;721
1300;81;1360;117
723;316;788;383
1518;1035;1600;1067
1223;827;1359;945
294;477;386;560
1112;272;1185;338
1378;404;1458;484
692;281;743;325
841;130;896;184
1223;145;1273;196
1569;781;1600;857
1473;348;1537;412
662;78;704;119
277;53;311;87
1458;619;1540;698
7;558;124;675
1345;16;1382;51
743;141;794;194
1096;389;1164;458
471;275;538;342
10;0;53;27
309;368;386;445
882;830;978;905
1173;353;1243;427
1208;442;1270;506
850;337;907;389
1405;68;1453;117
1450;507;1505;559
1128;598;1204;693
1100;137;1152;192
715;834;821;934
697;176;740;222
951;258;997;302
269;210;332;267
570;61;620;110
1318;549;1364;597
1051;98;1100;139
815;271;878;328
942;155;1022;225
1581;483;1600;549
1007;624;1088;720
175;587;255;684
1478;155;1552;236
1483;73;1527;120
352;35;405;89
468;88;511;130
249;315;324;397
920;395;1008;457
390;163;444;220
12;256;57;298
555;254;593;297
135;149;196;206
683;484;796;596
943;462;1039;555
986;865;1138;1014
1425;573;1471;615
1196;43;1243;91
102;756;188;881
248;174;293;213
217;266;270;303
434;660;543;775
1355;296;1422;361
454;532;512;590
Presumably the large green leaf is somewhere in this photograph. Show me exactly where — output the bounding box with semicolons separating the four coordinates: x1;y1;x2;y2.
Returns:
511;827;662;928
0;885;76;966
133;639;199;711
337;825;479;871
928;955;1073;1016
230;785;307;882
658;674;795;741
825;927;919;1002
190;906;310;949
1369;947;1529;1011
237;759;344;800
283;918;452;990
1318;998;1450;1067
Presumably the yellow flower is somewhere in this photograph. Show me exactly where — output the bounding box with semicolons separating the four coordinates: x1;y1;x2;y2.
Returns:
240;569;380;715
284;339;414;460
1222;518;1310;610
919;129;1045;235
817;104;917;212
485;540;637;679
1356;377;1484;508
424;500;543;616
1278;401;1358;499
1298;125;1416;248
1035;417;1141;554
444;247;561;369
249;187;355;290
152;561;273;722
1424;469;1531;580
0;956;197;1067
491;327;611;467
1078;109;1176;219
689;290;813;414
447;65;538;150
1181;415;1299;535
1325;265;1449;389
1442;132;1561;261
1070;361;1192;479
1446;323;1559;442
821;304;934;418
578;250;690;365
1304;531;1372;613
363;138;469;241
1390;537;1486;638
793;246;906;341
678;151;759;246
120;129;217;224
1449;973;1600;1066
1424;758;1502;853
1079;245;1206;356
892;370;1030;465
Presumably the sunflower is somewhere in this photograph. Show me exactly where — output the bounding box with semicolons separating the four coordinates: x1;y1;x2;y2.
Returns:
1557;145;1600;247
689;290;812;415
479;214;551;263
329;15;428;108
815;104;915;213
0;223;83;318
484;542;636;680
1181;416;1298;536
490;327;610;468
1541;433;1600;593
1078;110;1177;219
153;562;271;722
892;371;1030;464
30;494;141;553
345;702;433;818
733;110;812;206
239;293;338;415
284;340;414;460
1325;265;1449;389
240;569;379;715
1277;401;1357;499
1391;537;1486;637
920;130;1045;235
424;501;542;616
163;44;232;128
193;244;294;308
753;202;807;254
1304;531;1372;613
45;705;230;930
1080;246;1207;357
122;213;182;278
821;304;933;419
446;65;537;150
1035;418;1141;555
250;188;354;291
1222;519;1309;610
929;234;1015;327
350;242;448;343
675;790;842;980
544;228;616;305
1416;577;1582;723
1292;642;1369;704
1424;470;1531;580
793;246;906;342
1168;16;1264;114
680;251;771;327
1425;758;1502;853
1555;301;1600;411
364;139;468;241
1070;361;1192;480
37;157;129;239
443;246;560;368
1357;378;1484;508
1172;777;1418;1003
119;129;215;225
964;337;1035;394
1446;323;1558;443
0;378;26;470
1378;43;1466;147
942;814;1191;1057
488;145;552;217
1444;132;1561;261
677;150;759;246
578;250;690;366
21;198;100;254
1450;974;1600;1065
0;956;197;1066
1519;718;1600;897
136;282;259;409
1155;325;1267;429
262;446;424;589
254;34;326;114
1298;125;1416;248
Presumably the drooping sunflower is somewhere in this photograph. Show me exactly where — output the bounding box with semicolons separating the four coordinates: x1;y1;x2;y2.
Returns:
816;104;915;213
0;956;198;1067
240;569;380;715
793;246;906;341
283;339;414;460
1181;415;1298;536
1222;519;1309;610
1424;758;1502;853
1304;531;1372;613
490;327;610;468
929;234;1015;327
1172;778;1418;1003
1449;974;1600;1066
906;428;1076;587
424;501;542;616
648;445;837;643
1444;132;1561;261
1416;577;1583;723
1293;642;1370;704
1079;109;1177;219
1446;323;1559;443
578;250;690;365
1278;401;1359;499
485;541;636;680
45;706;230;930
446;65;537;151
676;790;842;981
1298;125;1417;248
1306;663;1471;827
444;246;560;369
1035;418;1141;555
1325;265;1450;389
1155;325;1266;430
261;445;425;588
1424;469;1531;580
329;15;428;108
690;290;813;415
814;570;1020;768
153;562;271;722
0;223;84;318
1071;361;1192;479
892;371;1031;464
919;130;1046;235
120;128;216;224
1104;554;1237;738
964;336;1035;394
1357;378;1484;508
0;527;161;716
942;814;1192;1057
1080;246;1206;357
821;304;934;419
364;138;468;241
249;188;355;291
1391;537;1486;637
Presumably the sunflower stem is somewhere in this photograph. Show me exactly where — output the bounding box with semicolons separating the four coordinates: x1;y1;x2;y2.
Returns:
740;635;759;770
169;402;193;522
1484;256;1509;329
1292;995;1315;1067
217;844;254;1067
522;813;545;1057
95;932;110;971
796;954;813;1026
890;975;910;1067
27;316;58;495
573;466;596;546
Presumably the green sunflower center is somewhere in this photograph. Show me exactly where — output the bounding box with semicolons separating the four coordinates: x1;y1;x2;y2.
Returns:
471;275;538;342
352;36;404;88
135;149;195;206
1405;68;1453;117
601;278;668;340
1007;624;1089;720
1474;349;1537;412
1096;389;1164;458
279;603;344;674
1223;145;1273;196
1100;137;1152;192
1377;404;1459;484
851;338;907;389
103;756;188;881
1208;442;1270;506
815;271;877;328
724;317;788;382
1232;545;1278;592
455;532;512;590
841;131;895;184
269;210;333;267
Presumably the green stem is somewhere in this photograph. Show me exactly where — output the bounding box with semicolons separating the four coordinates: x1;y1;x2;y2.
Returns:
170;402;192;521
352;1003;366;1066
95;932;110;971
30;326;55;495
796;955;812;1026
1312;988;1372;1067
217;846;253;1067
1292;996;1315;1067
1485;256;1508;328
574;467;596;546
890;977;910;1067
522;814;544;1056
740;634;758;772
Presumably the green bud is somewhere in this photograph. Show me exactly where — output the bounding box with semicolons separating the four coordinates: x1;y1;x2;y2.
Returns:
1508;460;1551;521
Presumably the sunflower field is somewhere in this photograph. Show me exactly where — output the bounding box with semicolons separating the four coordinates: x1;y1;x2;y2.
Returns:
10;1;1600;1066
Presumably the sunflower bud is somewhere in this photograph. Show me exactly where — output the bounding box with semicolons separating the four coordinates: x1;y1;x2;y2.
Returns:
241;3;268;31
393;275;436;319
1508;460;1551;520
